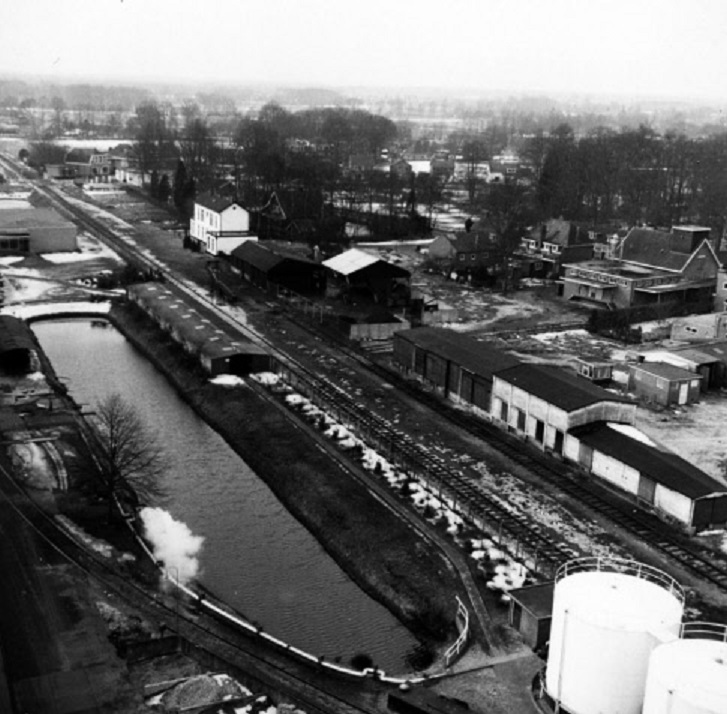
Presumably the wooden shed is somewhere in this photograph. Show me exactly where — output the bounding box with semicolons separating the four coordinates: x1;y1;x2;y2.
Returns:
508;582;554;651
393;327;519;414
629;362;701;406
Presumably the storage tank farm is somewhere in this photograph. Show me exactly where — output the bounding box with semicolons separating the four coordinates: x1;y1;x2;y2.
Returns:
545;556;684;714
642;622;727;714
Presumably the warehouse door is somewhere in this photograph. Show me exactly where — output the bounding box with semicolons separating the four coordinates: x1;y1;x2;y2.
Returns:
678;382;688;405
637;475;656;505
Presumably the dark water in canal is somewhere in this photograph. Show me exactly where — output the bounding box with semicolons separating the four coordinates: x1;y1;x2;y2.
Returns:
32;318;419;672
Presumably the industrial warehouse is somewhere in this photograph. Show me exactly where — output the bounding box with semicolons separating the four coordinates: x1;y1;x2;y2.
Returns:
394;327;727;530
127;283;270;376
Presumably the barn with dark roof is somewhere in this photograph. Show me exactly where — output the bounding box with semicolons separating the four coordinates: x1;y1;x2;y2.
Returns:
230;242;325;295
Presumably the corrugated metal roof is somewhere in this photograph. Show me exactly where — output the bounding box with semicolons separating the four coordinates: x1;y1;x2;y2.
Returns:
322;248;380;275
571;422;726;500
495;363;633;412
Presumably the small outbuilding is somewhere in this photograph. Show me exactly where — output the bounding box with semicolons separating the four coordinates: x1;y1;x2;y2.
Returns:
629;362;702;406
508;582;554;651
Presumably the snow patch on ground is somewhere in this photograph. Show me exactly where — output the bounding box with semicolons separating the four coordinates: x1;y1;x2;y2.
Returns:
210;374;246;387
0;256;24;266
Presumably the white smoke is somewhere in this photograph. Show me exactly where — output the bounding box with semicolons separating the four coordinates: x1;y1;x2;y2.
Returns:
140;507;204;585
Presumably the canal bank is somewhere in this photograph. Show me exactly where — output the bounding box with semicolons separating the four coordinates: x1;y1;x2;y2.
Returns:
48;302;460;659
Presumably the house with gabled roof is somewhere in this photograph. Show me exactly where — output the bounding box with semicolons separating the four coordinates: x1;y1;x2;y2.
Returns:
517;219;595;278
189;193;258;256
559;224;720;311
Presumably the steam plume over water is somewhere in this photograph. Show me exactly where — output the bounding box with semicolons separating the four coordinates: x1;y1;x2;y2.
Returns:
140;506;204;584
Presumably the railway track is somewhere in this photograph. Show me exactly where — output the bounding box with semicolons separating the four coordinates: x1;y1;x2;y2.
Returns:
311;324;727;592
10;160;727;594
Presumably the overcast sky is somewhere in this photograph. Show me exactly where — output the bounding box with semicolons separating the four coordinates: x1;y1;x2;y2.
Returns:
3;0;727;101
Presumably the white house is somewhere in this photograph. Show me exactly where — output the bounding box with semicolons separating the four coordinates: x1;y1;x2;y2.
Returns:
189;194;258;256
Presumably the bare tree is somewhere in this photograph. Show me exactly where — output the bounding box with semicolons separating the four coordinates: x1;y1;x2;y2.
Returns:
89;393;166;519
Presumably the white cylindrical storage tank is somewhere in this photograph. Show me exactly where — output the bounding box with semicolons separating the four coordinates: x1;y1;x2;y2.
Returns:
643;624;727;714
545;557;683;714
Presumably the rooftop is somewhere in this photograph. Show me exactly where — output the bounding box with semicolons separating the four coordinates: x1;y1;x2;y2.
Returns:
396;327;519;380
323;248;410;278
495;363;633;412
631;362;701;381
571;422;726;500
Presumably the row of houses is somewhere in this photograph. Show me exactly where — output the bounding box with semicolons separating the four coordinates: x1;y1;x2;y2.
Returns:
392;326;727;531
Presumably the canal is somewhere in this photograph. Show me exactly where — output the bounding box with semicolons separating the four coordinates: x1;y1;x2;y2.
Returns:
32;318;420;672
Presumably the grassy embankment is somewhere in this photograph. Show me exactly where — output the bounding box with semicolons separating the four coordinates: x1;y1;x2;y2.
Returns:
109;302;460;652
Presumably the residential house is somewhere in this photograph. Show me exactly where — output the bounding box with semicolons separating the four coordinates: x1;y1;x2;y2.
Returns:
559;225;720;311
189;194;258;256
517;219;595;278
450;230;504;284
64;148;112;182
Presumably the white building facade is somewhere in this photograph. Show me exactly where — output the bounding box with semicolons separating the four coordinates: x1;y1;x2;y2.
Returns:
189;195;258;256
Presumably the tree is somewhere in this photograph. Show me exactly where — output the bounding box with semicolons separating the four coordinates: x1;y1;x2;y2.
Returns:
133;100;171;184
89;393;166;520
157;174;171;203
